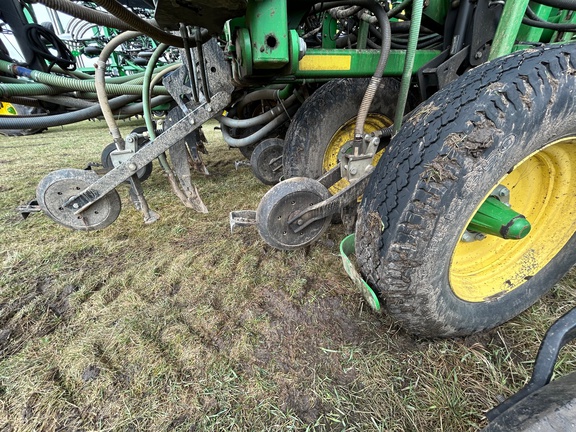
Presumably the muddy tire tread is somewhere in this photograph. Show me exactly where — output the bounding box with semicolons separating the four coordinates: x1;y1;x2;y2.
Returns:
356;44;576;336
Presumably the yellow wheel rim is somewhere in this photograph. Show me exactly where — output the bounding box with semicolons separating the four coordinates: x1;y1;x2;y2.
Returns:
450;138;576;302
0;102;18;115
322;114;392;194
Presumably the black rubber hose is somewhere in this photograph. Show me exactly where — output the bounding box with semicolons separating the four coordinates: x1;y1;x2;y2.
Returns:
0;94;138;129
25;24;76;71
532;0;576;10
524;6;576;31
24;0;133;31
91;0;209;47
311;0;391;140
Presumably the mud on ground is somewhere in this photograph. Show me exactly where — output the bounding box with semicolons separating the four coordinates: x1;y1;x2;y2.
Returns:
1;120;575;431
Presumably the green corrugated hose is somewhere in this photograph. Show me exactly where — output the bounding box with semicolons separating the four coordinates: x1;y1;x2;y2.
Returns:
0;59;169;96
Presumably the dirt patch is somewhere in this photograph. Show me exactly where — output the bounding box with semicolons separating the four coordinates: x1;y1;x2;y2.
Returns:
0;281;78;359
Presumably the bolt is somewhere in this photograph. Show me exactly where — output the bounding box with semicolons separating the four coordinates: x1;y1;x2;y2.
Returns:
475;51;483;60
128;163;137;171
206;105;212;112
297;219;303;226
474;233;486;241
72;203;79;209
350;167;358;175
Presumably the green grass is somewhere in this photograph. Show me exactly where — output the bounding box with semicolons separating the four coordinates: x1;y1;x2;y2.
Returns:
0;120;575;431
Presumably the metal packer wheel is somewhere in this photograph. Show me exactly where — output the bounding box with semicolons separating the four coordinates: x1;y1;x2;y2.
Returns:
250;137;284;185
37;168;121;231
256;177;331;250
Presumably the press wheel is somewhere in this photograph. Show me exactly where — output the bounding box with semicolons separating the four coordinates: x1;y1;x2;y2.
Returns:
256;177;330;250
250;138;284;185
37;168;121;231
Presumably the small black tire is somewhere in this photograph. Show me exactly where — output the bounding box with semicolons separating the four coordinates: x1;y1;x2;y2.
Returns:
250;138;284;185
282;77;414;182
483;372;576;431
356;44;576;337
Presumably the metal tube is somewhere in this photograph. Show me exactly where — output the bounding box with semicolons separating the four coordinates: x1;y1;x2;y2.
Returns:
489;0;530;60
95;30;142;147
218;94;298;128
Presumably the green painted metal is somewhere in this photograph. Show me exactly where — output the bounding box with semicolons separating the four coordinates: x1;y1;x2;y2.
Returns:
340;234;381;312
488;0;530;60
517;4;553;43
295;49;440;78
246;0;289;69
423;0;451;26
557;9;576;42
321;14;338;49
236;28;253;76
393;0;423;133
468;197;531;240
357;20;370;50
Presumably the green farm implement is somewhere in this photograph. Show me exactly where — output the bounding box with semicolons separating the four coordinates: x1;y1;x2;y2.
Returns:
3;0;576;427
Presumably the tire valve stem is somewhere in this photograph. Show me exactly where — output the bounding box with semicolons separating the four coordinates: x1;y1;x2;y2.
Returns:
465;193;531;241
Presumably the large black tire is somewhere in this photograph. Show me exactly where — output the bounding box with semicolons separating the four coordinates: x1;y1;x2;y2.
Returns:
483;372;576;431
283;77;414;182
356;44;576;337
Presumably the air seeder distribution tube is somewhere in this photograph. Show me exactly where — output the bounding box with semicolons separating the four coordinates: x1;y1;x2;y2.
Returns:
95;30;143;146
0;93;171;130
141;43;183;174
25;0;133;31
0;82;66;96
0;60;169;96
142;43;170;142
0;94;138;129
313;0;392;142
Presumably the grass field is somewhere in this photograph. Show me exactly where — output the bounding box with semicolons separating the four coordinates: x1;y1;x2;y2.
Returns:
1;119;575;431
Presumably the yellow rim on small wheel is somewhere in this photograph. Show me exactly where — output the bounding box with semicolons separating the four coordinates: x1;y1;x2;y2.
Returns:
322;114;392;195
450;138;576;302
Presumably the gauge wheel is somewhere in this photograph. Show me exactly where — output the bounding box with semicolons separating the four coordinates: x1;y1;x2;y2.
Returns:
356;43;576;337
250;137;284;185
283;77;415;195
37;168;121;231
256;177;331;250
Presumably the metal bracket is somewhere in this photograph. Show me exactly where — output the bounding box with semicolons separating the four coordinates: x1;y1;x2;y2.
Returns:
63;92;231;215
229;210;257;232
16;199;42;219
287;169;372;233
110;132;140;167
